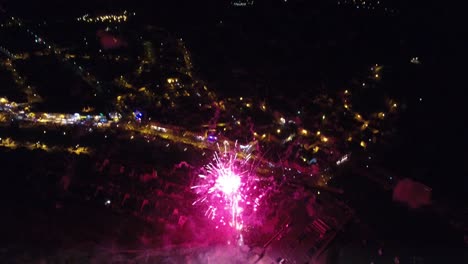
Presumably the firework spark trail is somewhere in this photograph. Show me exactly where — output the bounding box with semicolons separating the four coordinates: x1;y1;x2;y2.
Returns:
192;141;262;234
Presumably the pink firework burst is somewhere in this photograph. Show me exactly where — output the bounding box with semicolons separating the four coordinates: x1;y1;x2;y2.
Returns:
192;141;260;232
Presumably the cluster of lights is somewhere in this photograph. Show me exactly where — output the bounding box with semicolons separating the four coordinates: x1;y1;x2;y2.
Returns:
77;11;135;23
25;26;55;52
210;62;403;181
0;16;22;28
22;22;102;96
337;0;398;13
0;46;14;58
166;78;179;85
177;39;194;77
3;63;398;183
0;137;91;155
0;17;420;250
114;39;209;116
410;57;421;64
0;15;406;211
1;95;230;156
0;98;111;127
371;64;383;80
1;58;42;104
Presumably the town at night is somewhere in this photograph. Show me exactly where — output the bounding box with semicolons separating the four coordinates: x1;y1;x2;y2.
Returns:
0;1;465;263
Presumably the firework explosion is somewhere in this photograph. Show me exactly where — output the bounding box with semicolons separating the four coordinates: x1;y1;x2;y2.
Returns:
192;141;262;234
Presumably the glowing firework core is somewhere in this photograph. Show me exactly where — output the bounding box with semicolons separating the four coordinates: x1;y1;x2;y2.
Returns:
216;169;241;196
192;141;261;234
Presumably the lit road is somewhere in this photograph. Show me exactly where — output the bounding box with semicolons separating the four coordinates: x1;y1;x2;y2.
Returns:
0;98;267;164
